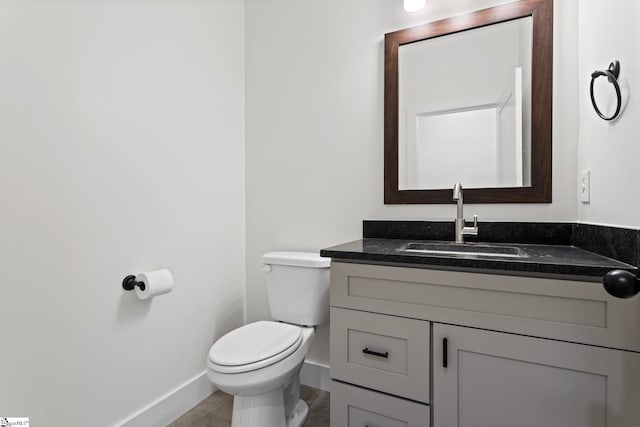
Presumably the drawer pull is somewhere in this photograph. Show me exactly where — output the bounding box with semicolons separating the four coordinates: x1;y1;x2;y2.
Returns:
362;347;389;358
443;337;448;368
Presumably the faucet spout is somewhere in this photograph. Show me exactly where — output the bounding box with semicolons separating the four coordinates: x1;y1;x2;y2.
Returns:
452;182;463;220
452;182;462;199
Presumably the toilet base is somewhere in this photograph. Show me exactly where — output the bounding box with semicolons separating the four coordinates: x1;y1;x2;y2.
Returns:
230;389;308;427
287;399;309;427
208;327;316;427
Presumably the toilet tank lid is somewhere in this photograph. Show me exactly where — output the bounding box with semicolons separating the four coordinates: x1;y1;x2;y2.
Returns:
262;251;330;268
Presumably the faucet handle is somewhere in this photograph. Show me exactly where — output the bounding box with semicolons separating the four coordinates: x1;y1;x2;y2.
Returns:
462;215;479;238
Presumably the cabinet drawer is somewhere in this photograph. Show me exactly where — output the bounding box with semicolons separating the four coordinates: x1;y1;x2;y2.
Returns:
331;380;429;427
330;307;430;402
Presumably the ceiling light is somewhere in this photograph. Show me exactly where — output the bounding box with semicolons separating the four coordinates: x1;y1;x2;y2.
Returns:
404;0;425;12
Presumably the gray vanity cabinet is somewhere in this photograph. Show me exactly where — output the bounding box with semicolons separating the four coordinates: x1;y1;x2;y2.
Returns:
329;261;640;427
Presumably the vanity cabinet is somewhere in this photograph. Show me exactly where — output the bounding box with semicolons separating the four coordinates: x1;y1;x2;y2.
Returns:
329;262;640;427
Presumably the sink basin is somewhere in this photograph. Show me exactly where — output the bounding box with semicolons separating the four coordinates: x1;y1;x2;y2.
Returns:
399;242;529;259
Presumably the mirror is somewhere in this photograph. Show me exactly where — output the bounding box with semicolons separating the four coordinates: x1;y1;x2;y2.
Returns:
399;17;533;190
384;0;553;204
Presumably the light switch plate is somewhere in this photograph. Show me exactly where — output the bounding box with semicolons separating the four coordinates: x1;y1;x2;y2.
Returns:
580;170;591;203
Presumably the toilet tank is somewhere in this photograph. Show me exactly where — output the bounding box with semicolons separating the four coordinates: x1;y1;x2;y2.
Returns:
262;251;331;326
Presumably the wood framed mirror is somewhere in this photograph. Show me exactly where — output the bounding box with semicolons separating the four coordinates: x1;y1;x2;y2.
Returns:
384;0;553;204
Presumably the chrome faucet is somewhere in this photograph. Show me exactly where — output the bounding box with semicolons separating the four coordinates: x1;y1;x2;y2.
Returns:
452;182;478;243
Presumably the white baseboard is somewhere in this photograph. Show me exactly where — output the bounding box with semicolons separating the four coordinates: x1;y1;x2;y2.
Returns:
300;360;331;392
118;372;215;427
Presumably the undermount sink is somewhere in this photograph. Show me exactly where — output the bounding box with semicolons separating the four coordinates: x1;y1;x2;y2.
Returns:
399;242;529;259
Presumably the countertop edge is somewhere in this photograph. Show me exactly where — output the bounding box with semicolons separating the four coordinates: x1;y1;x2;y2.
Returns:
320;240;638;282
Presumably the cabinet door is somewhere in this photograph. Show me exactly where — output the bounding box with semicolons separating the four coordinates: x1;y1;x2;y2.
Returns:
433;324;640;427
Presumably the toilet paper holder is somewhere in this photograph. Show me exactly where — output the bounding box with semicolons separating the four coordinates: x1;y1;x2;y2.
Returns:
122;275;146;292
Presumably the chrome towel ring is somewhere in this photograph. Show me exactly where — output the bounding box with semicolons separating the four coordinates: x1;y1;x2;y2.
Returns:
590;60;622;121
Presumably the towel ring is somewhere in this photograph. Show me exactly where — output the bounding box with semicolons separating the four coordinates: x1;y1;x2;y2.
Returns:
590;60;622;121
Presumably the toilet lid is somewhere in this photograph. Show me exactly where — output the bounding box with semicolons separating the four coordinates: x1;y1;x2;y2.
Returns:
208;321;302;367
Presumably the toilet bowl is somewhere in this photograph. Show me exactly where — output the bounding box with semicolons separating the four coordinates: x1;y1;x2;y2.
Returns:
206;252;330;427
207;322;315;427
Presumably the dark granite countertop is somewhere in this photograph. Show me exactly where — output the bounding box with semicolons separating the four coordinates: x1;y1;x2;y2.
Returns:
320;238;637;282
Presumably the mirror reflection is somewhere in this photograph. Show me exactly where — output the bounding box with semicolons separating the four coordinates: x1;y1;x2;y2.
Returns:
398;17;533;191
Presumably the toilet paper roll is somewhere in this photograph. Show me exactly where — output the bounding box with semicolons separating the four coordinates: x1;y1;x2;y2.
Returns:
135;269;174;300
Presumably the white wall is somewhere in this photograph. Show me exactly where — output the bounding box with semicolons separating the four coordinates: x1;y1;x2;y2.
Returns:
577;0;640;228
0;1;245;425
245;0;579;367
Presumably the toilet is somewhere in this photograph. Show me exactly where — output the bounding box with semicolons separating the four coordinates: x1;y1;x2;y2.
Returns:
207;251;330;427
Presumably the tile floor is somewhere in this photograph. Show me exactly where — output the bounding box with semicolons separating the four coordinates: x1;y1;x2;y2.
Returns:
168;385;330;427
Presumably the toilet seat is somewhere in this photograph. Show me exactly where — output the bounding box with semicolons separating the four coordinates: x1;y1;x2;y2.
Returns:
208;321;303;374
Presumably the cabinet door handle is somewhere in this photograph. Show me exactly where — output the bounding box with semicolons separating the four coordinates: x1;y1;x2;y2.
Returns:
362;347;389;358
443;337;448;368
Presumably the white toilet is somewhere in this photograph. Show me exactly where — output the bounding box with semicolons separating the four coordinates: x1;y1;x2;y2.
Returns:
207;251;330;427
